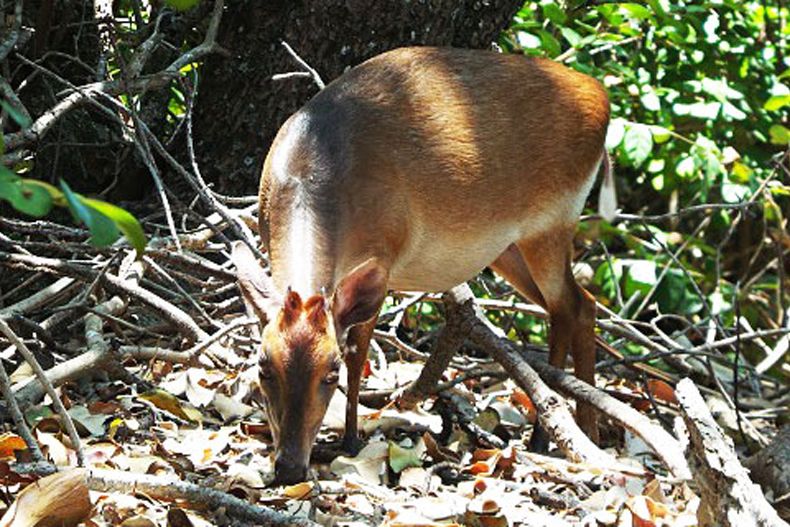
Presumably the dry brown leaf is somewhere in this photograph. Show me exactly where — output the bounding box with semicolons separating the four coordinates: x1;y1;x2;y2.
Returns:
646;380;677;405
0;434;26;460
0;469;91;527
282;481;314;500
422;432;460;464
510;389;537;423
138;389;203;423
118;516;157;527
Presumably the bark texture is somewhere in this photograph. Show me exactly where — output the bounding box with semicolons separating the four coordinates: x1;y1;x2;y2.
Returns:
192;0;523;193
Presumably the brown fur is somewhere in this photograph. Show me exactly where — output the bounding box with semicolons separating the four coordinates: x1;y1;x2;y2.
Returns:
247;47;610;483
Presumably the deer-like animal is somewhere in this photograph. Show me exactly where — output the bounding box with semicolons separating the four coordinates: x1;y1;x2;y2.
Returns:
232;47;612;485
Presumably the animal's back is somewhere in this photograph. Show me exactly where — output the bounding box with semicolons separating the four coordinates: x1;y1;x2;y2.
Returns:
261;47;610;293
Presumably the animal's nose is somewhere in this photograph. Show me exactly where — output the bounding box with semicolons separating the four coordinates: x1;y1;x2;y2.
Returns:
273;456;308;485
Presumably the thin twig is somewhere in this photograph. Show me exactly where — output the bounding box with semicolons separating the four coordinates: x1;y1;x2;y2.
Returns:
0;317;84;466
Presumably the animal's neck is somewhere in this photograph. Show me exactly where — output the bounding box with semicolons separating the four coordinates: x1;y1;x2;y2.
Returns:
275;200;336;299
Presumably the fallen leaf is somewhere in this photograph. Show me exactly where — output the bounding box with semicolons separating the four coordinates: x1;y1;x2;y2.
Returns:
119;516;157;527
398;467;436;494
138;389;202;423
166;508;193;527
0;469;91;527
388;438;424;474
67;405;107;437
510;389;537;423
35;431;71;466
330;440;389;486
282;481;313;500
646;379;677;405
422;432;461;464
87;401;123;415
0;434;26;460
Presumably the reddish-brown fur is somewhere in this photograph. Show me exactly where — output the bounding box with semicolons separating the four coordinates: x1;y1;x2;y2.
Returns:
233;47;610;484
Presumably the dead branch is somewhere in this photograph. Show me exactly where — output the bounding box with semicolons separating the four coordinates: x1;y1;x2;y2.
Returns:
675;378;787;527
444;283;618;467
0;317;84;465
9;465;318;526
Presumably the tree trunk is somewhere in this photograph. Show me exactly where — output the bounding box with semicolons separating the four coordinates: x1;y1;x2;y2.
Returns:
192;0;522;194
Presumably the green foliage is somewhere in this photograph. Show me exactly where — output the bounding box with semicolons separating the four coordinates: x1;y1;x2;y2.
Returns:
1;95;147;255
501;0;788;359
163;0;200;11
60;181;147;255
0;171;147;255
502;0;787;204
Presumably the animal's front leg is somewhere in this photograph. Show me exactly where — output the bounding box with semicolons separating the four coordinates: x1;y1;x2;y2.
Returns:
342;317;377;454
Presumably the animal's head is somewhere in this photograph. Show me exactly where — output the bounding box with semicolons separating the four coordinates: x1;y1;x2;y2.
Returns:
231;242;386;484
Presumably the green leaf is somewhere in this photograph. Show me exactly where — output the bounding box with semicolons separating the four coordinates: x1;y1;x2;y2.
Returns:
620;3;652;20
769;124;790;145
163;0;199;11
655;270;703;316
60;180;120;247
0;100;32;128
606;118;626;150
388;441;422;474
59;180;147;254
594;260;623;301
763;94;790;112
623;124;653;167
0;168;54;217
624;260;656;298
541;3;567;25
537;30;561;57
650;125;671;144
80;196;147;255
560;27;582;48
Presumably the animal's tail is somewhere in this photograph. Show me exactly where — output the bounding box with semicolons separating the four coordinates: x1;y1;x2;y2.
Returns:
597;151;617;222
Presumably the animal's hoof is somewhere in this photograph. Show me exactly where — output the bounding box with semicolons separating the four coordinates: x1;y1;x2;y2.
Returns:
528;424;550;453
342;434;365;456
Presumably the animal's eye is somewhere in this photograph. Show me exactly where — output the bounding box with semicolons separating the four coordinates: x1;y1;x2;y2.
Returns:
324;370;339;385
324;363;341;385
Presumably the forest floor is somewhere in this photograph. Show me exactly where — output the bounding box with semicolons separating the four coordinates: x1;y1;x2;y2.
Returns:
0;204;786;527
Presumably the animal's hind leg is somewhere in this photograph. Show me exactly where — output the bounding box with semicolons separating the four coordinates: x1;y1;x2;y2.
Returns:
516;229;598;442
500;229;599;443
489;244;546;308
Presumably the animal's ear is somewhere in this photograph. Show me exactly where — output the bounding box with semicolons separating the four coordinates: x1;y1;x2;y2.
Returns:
231;241;279;324
332;258;387;340
281;289;303;328
304;296;328;331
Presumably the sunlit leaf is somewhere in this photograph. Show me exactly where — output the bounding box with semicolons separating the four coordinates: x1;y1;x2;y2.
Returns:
769;124;790;145
650;125;671;143
640;90;661;112
560;27;582;47
0;168;54;217
764;94;790;112
60;180;120;247
80;197;146;255
624;260;656;297
623;123;653;167
620;3;652;20
59;180;146;254
606;118;626;149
